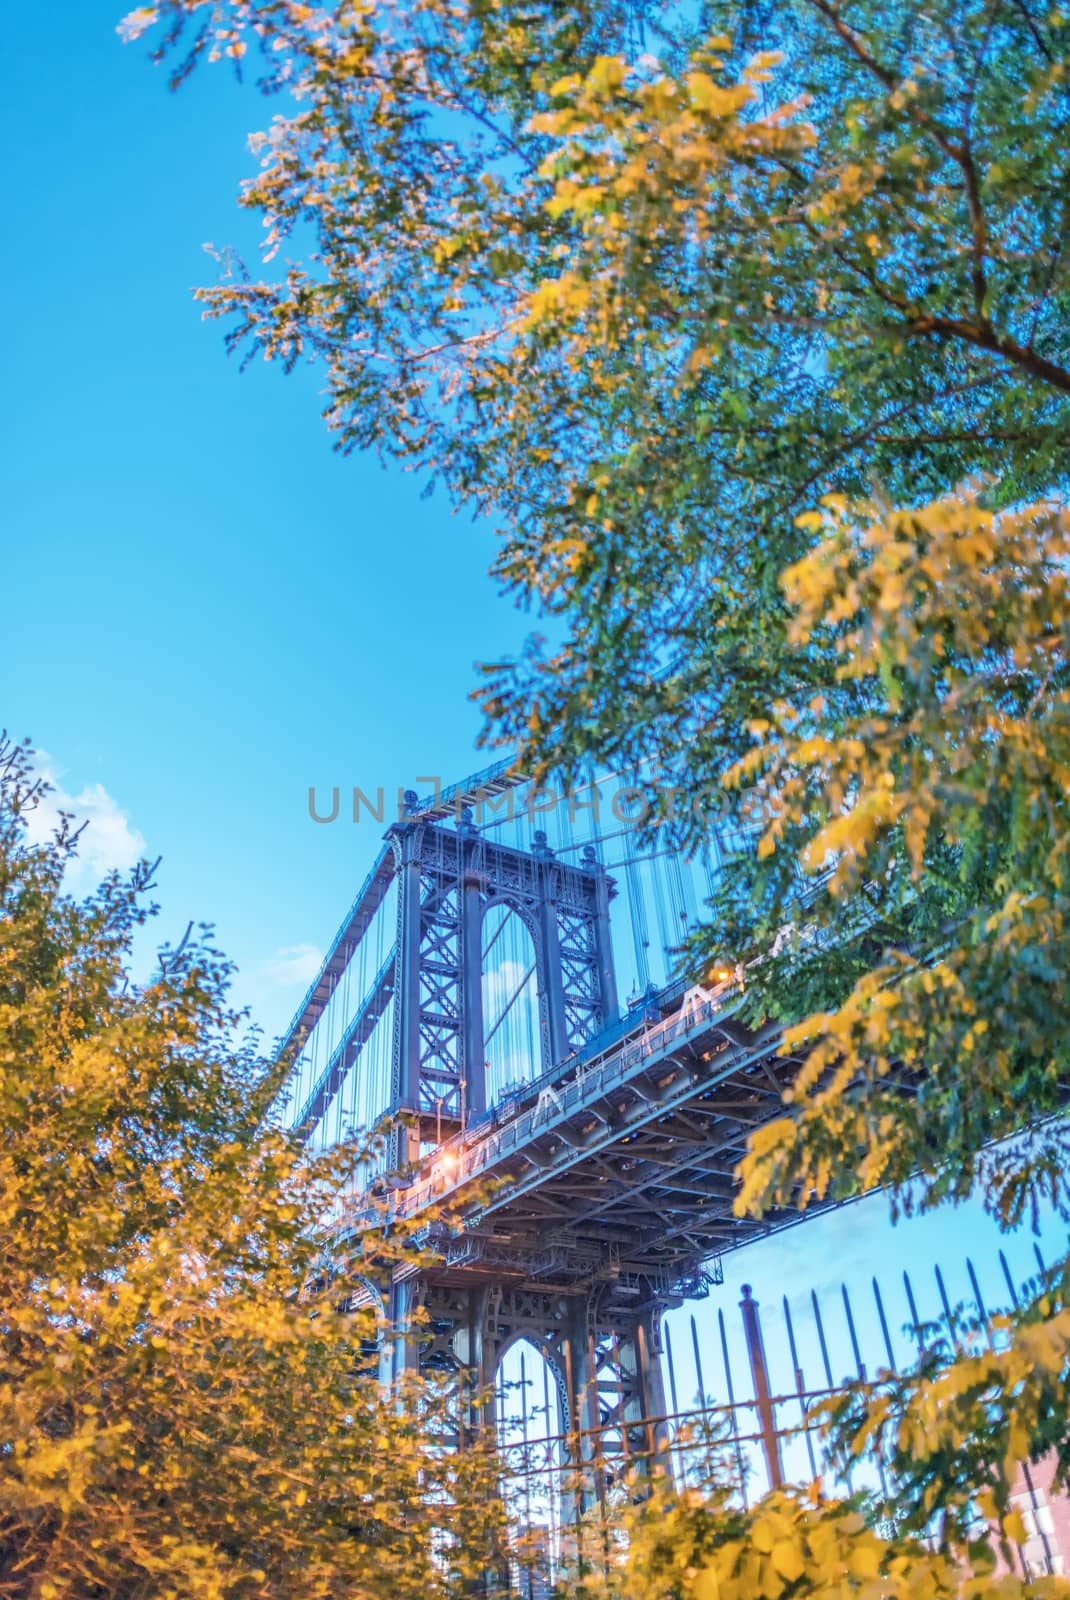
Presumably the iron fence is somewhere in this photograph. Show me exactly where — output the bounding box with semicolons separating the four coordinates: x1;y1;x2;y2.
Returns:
492;1235;1066;1592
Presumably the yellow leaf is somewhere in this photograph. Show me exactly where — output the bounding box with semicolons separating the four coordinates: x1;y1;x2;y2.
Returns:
687;71;748;115
693;1564;721;1600
770;1538;804;1581
847;1540;881;1578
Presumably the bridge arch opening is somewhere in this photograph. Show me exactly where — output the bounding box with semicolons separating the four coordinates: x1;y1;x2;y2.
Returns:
481;903;543;1109
495;1334;565;1579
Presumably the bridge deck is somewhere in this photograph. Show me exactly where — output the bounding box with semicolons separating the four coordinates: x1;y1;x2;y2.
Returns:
338;989;818;1296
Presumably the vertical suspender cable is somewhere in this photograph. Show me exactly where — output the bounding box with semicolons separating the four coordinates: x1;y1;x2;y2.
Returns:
650;851;674;979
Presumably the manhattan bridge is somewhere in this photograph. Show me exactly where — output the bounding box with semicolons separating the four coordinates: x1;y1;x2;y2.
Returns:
280;764;833;1481
277;760;1023;1574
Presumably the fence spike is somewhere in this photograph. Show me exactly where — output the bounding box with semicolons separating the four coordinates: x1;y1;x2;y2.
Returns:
903;1270;924;1354
691;1312;717;1488
811;1288;853;1496
934;1263;955;1343
872;1277;897;1373
999;1249;1021;1310
719;1306;749;1508
841;1283;866;1382
843;1282;887;1501
810;1289;835;1389
664;1318;685;1490
783;1294;818;1480
966;1257;992;1344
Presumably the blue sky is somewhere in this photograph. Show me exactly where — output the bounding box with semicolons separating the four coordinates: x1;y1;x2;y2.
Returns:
2;2;528;1036
4;2;1065;1401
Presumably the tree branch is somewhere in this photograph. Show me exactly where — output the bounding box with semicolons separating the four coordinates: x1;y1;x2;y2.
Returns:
906;315;1070;394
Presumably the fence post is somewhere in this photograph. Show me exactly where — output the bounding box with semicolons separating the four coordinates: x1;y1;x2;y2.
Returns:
740;1284;783;1491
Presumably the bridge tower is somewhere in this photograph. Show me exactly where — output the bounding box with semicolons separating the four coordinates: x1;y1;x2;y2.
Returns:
288;771;780;1524
388;796;617;1152
379;796;678;1513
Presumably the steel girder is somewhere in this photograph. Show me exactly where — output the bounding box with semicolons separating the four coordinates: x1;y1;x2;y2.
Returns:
365;1000;823;1288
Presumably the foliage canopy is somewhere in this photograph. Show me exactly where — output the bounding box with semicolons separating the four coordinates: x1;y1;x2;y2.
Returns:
123;0;1070;812
0;738;502;1600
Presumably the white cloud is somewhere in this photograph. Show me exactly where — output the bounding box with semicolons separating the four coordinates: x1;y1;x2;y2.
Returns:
490;956;535;990
262;943;323;988
24;751;146;891
484;956;538;1013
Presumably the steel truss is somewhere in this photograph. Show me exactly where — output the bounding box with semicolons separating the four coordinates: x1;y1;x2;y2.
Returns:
373;1276;678;1522
389;811;617;1143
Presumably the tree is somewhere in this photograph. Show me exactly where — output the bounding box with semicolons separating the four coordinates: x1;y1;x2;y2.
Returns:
121;0;1070;1586
121;0;1070;829
731;487;1070;1227
597;1478;1070;1599
556;485;1070;1595
0;736;502;1599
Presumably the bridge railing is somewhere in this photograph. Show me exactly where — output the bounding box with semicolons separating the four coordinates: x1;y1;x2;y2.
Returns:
384;984;745;1221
